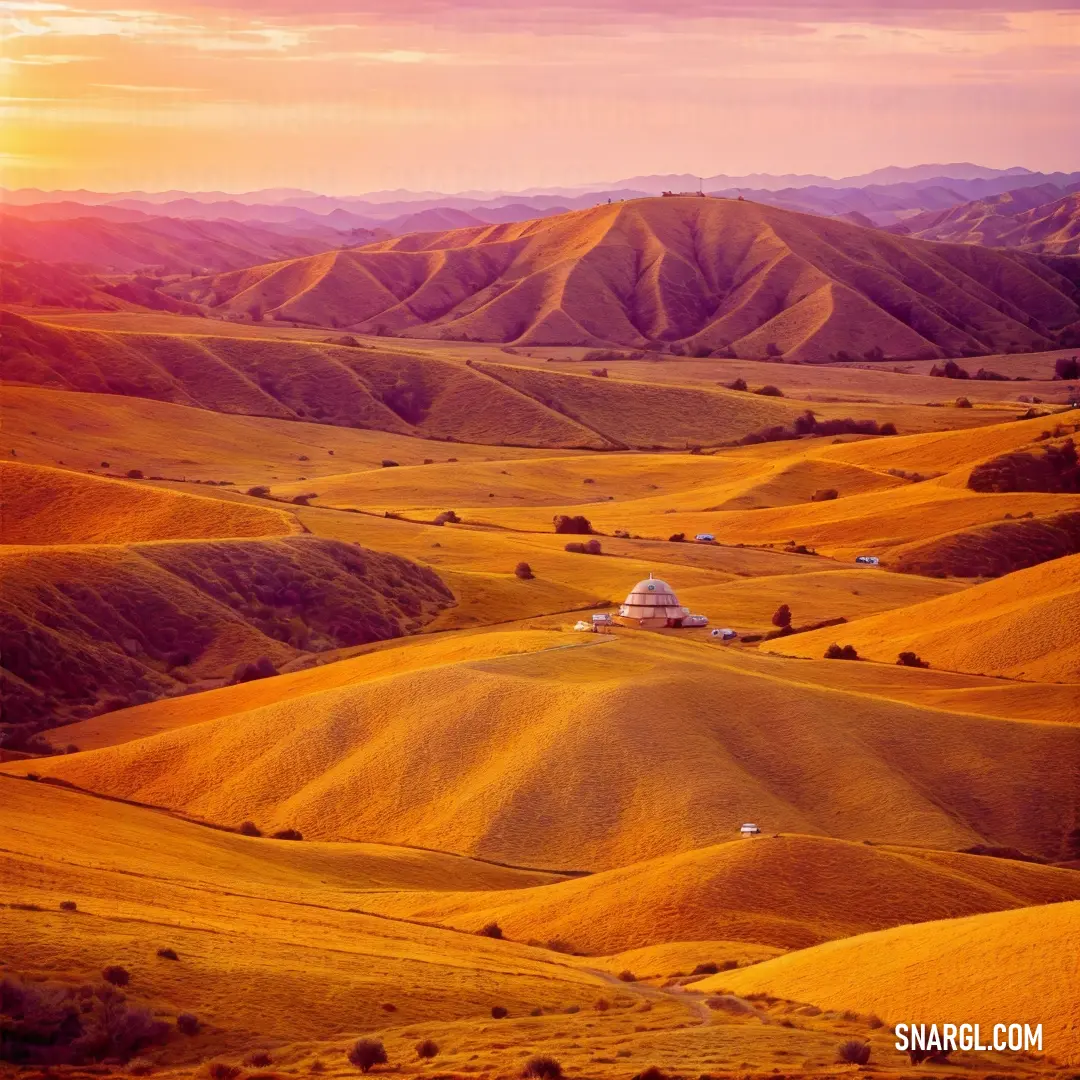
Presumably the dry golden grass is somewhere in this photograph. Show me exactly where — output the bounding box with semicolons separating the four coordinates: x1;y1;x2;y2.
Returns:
8;630;1077;866
1;461;296;544
358;833;1080;952
702;900;1080;1065
761;552;1080;681
2;386;571;486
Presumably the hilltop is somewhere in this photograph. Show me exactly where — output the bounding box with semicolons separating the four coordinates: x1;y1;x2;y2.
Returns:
170;197;1080;360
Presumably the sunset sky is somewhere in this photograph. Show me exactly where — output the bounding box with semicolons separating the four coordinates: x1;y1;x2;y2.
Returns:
3;0;1079;194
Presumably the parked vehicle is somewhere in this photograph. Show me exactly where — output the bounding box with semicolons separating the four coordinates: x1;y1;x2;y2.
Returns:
682;614;708;628
711;628;737;640
855;555;880;565
694;533;715;543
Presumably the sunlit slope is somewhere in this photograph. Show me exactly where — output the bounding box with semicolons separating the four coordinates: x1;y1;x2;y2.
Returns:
700;901;1080;1065
360;835;1080;952
761;554;1080;681
2;386;572;486
0;310;606;448
0;536;453;726
174;197;1078;359
9;632;1078;866
0;779;603;1049
1;461;295;544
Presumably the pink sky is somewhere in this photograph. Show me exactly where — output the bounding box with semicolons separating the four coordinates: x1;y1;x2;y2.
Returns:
2;0;1078;193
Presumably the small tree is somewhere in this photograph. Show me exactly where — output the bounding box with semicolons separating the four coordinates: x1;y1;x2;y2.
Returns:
726;377;748;391
955;396;972;408
811;488;838;501
126;469;144;480
755;384;783;397
836;1040;871;1065
272;828;303;841
415;1039;439;1060
157;947;179;960
239;821;261;837
433;510;460;525
477;921;503;939
381;459;399;468
553;514;592;535
771;604;792;629
593;997;610;1012
246;485;270;498
880;422;898;436
617;969;636;982
491;1005;508;1019
347;1039;388;1074
584;538;602;555
897;651;928;668
514;562;534;580
522;1055;562;1079
668;532;685;543
1053;356;1079;380
825;643;859;660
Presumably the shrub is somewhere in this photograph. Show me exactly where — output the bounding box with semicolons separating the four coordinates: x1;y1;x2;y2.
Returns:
207;1065;242;1080
380;1003;396;1012
897;651;928;668
755;384;783;397
636;1067;667;1080
381;459;399;468
1054;355;1080;380
59;900;77;911
231;657;278;684
245;1052;273;1068
593;997;610;1011
491;1005;508;1019
347;1039;388;1073
668;532;685;543
591;367;609;377
584;538;602;555
765;342;782;357
102;965;130;987
239;821;262;837
246;486;271;498
514;562;534;580
880;422;898;436
908;1047;950;1065
101;461;110;468
771;604;792;629
617;969;636;982
691;962;719;975
867;1014;884;1029
553;514;592;534
955;396;973;408
811;488;838;501
126;469;144;479
477;921;503;939
522;1055;563;1079
836;1040;871;1065
271;828;303;841
930;360;969;379
415;1039;438;1060
156;948;178;961
433;510;460;525
726;377;748;391
177;1012;200;1035
564;542;586;553
824;643;859;660
546;939;574;953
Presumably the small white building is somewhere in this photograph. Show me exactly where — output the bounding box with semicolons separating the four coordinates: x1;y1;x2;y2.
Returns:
855;555;880;565
740;823;761;836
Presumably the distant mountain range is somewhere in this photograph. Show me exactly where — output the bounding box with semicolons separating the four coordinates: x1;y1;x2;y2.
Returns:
166;196;1080;361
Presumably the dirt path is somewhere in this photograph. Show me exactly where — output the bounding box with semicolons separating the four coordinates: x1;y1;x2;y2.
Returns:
584;966;717;1026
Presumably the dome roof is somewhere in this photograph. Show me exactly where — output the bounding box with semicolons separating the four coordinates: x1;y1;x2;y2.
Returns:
619;573;684;619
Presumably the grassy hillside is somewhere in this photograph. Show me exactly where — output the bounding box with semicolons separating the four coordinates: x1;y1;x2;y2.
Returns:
760;552;1080;681
358;834;1080;952
7;630;1077;865
171;197;1079;360
702;901;1080;1065
0;536;453;729
1;462;295;544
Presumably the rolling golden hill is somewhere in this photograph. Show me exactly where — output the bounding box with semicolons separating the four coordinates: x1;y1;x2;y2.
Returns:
700;901;1080;1065
1;461;295;544
357;834;1080;952
760;552;1080;681
172;197;1079;359
7;630;1077;866
0;535;453;728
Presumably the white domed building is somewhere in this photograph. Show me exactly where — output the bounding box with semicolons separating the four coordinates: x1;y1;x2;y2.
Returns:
616;573;690;629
